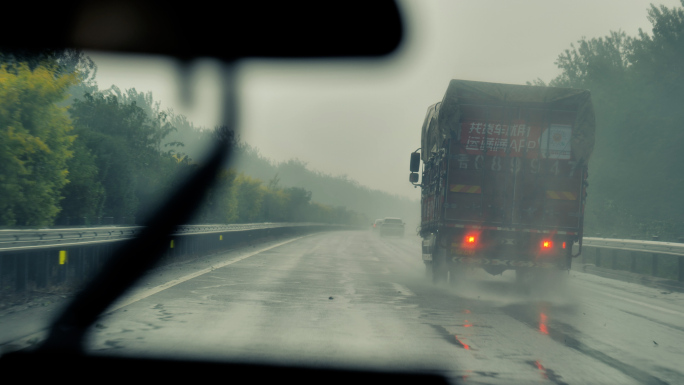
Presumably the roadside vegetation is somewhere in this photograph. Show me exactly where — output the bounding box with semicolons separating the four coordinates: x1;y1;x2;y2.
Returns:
0;50;368;228
531;2;684;241
7;2;681;238
164;126;419;231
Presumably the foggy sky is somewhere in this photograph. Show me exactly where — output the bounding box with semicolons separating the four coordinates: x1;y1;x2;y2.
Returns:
87;0;680;200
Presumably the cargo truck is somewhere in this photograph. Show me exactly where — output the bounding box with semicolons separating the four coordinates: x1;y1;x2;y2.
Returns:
409;80;595;283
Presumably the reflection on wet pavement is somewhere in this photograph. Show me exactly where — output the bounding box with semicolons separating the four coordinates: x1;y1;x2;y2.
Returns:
528;360;568;385
453;334;470;350
539;312;549;335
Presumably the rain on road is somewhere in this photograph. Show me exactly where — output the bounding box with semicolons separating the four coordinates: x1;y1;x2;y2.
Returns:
6;231;684;384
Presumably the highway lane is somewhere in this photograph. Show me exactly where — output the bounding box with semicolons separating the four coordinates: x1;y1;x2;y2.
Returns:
3;230;684;384
85;230;684;384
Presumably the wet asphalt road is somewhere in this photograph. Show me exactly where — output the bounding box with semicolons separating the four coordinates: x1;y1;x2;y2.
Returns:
5;230;684;384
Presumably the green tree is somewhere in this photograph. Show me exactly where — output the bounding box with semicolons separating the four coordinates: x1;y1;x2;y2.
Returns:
68;93;152;222
194;169;239;224
0;49;63;72
59;50;98;106
56;139;105;224
284;187;312;221
233;173;265;222
106;87;177;153
541;1;684;239
162;115;213;162
0;64;77;225
0;48;98;104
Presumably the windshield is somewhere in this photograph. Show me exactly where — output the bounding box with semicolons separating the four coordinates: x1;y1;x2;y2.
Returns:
2;1;684;384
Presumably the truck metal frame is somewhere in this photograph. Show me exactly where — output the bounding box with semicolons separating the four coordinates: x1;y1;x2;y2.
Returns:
411;80;594;283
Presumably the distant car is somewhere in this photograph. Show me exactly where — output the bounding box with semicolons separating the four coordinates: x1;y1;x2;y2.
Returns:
372;219;383;232
379;217;405;237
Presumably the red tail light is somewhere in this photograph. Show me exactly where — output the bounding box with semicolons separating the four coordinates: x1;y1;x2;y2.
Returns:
542;240;552;249
562;242;566;249
459;232;480;249
464;234;478;246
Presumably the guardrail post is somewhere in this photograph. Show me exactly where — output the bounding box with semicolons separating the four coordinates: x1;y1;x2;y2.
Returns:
36;251;43;289
679;257;684;282
611;249;618;270
78;247;85;284
596;248;602;267
59;251;66;285
630;251;637;273
652;253;658;277
41;252;48;287
16;254;26;292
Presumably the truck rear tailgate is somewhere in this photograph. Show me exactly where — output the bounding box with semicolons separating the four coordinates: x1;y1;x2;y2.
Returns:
444;103;585;231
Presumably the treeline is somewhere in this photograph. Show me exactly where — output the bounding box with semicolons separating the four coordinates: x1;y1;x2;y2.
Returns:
235;155;420;232
0;50;366;227
164;126;421;232
532;2;684;240
196;171;366;225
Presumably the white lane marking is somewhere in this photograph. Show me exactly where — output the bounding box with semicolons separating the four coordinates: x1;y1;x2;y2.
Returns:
108;235;309;313
601;291;684;317
0;330;47;353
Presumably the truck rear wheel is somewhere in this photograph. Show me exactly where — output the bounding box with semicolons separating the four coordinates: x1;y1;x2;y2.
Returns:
448;264;465;287
432;245;448;284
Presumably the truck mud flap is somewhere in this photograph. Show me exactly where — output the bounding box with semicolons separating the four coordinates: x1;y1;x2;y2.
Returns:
452;257;557;269
422;235;435;261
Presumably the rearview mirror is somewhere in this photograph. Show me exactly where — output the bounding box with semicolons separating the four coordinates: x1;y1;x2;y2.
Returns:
2;1;403;61
410;152;420;172
409;173;419;183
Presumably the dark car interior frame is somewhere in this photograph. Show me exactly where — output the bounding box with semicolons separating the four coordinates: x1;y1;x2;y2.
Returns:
0;1;449;383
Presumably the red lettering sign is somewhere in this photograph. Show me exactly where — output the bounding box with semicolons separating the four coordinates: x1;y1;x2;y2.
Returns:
460;121;572;159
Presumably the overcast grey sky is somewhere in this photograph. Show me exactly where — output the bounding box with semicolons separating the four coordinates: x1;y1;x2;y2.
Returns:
88;0;681;200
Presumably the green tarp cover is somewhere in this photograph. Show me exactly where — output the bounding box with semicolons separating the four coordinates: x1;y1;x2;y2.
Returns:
421;79;595;164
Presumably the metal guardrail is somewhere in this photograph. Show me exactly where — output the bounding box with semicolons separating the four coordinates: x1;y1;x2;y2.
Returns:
0;223;346;294
582;237;684;255
0;227;143;249
0;223;328;251
5;230;679;294
580;237;684;282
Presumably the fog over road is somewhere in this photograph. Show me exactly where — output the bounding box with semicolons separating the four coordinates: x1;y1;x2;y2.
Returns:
4;231;684;384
